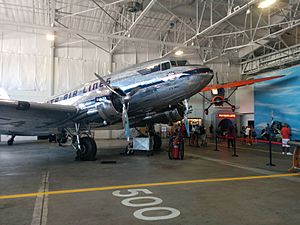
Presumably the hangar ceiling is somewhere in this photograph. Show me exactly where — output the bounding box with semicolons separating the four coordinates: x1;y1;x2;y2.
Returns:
0;0;299;71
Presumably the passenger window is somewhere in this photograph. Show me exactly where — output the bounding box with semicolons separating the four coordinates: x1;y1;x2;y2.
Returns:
138;64;161;75
161;62;171;71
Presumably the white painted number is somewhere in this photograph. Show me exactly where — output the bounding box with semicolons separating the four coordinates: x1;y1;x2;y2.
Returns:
134;207;181;221
122;196;162;207
112;189;152;197
112;188;180;221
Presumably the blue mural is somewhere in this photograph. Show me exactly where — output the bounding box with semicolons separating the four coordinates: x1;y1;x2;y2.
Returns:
254;64;300;141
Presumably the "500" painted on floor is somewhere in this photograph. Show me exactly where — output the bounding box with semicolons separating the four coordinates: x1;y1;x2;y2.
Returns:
112;189;180;221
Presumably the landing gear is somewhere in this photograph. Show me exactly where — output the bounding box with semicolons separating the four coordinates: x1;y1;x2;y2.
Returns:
69;123;98;161
125;142;134;155
7;135;15;146
75;137;97;161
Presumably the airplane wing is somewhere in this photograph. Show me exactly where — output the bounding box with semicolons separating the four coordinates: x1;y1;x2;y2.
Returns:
0;88;10;100
0;99;79;135
200;75;284;92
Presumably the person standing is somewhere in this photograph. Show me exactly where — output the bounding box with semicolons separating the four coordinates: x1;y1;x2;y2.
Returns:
199;124;207;147
281;124;292;155
194;124;200;147
227;124;236;148
245;126;252;145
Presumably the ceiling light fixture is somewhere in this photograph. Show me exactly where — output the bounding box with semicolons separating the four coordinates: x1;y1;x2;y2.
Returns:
175;50;184;56
258;0;276;9
46;34;55;41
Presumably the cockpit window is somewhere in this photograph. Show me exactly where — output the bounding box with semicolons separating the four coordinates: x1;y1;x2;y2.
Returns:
161;62;171;71
170;60;188;67
138;64;161;75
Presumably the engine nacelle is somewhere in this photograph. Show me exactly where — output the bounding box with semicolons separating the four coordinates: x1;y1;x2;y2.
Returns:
164;107;185;123
77;88;124;124
135;107;184;126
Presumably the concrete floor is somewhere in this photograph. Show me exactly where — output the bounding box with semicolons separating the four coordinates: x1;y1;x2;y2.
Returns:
0;139;299;225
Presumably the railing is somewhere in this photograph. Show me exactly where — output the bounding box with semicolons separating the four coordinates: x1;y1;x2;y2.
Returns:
241;43;300;76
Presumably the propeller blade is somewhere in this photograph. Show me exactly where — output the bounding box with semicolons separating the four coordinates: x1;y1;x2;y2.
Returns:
184;115;190;137
184;99;190;137
122;104;127;127
95;73;134;141
122;103;130;141
125;111;130;141
94;73;123;97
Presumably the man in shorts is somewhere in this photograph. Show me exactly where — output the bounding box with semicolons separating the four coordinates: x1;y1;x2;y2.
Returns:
281;124;292;155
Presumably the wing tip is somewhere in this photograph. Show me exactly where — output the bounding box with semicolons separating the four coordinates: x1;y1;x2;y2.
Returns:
0;88;10;100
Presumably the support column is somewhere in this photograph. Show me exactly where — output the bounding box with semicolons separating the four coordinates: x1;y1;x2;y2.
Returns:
108;52;113;74
49;33;55;96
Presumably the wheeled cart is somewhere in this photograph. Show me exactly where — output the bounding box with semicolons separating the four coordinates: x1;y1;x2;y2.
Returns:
125;137;153;156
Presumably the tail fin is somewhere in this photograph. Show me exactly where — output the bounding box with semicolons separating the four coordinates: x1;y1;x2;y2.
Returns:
0;88;10;100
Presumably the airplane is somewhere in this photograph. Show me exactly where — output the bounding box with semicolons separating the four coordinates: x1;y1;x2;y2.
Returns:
199;75;285;115
0;58;214;160
0;58;283;161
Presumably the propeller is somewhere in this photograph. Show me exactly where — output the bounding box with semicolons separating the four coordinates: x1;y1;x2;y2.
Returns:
183;99;190;137
94;73;139;141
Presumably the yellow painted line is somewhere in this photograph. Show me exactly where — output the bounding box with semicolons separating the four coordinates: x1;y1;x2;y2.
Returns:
0;173;299;200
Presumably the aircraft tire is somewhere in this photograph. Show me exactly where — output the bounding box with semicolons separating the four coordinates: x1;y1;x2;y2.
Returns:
7;140;13;146
77;137;97;161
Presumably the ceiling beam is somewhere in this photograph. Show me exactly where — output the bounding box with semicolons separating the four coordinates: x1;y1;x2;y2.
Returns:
110;0;157;54
162;0;259;58
55;20;110;53
0;19;218;51
183;0;259;46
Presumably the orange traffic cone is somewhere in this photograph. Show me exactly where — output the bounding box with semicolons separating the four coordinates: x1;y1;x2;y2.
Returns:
288;146;300;173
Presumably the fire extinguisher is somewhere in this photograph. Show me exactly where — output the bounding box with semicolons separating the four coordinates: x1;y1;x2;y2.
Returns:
172;137;180;159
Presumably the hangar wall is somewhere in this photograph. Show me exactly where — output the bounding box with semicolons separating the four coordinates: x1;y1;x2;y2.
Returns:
54;40;111;95
0;28;52;101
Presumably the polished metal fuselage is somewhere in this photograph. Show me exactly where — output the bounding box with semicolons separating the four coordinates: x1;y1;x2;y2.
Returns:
0;59;213;135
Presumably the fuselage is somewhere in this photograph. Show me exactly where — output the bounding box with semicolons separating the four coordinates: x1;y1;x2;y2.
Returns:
49;58;213;116
0;58;213;136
